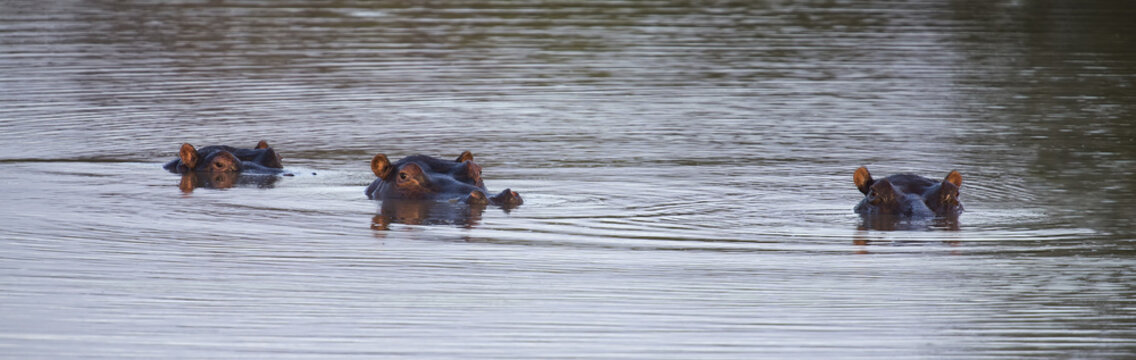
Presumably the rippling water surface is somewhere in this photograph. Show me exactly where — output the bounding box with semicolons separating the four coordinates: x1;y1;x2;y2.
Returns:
2;1;1135;358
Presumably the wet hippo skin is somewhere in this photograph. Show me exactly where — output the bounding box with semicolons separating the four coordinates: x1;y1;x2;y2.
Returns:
365;151;522;208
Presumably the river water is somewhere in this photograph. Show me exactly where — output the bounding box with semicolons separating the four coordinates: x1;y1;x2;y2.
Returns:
1;1;1134;358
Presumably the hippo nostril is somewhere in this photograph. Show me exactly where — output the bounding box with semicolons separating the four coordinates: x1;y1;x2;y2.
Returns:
468;190;488;204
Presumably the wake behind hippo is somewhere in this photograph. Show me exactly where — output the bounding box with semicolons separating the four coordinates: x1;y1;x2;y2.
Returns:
365;151;522;208
853;166;963;218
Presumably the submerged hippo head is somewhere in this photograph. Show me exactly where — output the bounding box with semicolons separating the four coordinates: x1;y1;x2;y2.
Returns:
163;140;285;174
365;151;522;207
853;167;964;218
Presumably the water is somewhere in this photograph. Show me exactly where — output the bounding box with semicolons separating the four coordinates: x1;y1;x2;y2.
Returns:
2;0;1135;358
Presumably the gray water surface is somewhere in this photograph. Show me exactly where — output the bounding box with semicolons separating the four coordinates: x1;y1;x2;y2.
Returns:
2;1;1135;358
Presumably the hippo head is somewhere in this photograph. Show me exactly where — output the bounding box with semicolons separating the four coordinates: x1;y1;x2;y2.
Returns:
855;178;935;217
165;141;285;174
853;167;963;218
367;151;523;207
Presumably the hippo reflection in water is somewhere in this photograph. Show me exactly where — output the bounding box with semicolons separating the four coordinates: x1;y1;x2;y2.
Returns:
371;200;486;230
853;166;963;230
164;140;288;192
366;151;522;207
177;171;280;192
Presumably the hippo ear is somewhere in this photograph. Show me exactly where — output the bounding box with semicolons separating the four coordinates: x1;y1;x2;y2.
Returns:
854;166;874;195
255;140;270;149
371;154;392;178
944;170;962;188
456;151;474;163
179;143;200;169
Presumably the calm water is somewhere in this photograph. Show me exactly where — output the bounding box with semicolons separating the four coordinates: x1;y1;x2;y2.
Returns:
2;0;1135;358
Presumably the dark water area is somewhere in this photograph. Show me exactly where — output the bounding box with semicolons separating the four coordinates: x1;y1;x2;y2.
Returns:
1;0;1134;358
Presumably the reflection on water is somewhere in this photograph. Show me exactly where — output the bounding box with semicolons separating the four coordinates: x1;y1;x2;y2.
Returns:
1;0;1135;358
371;200;486;229
177;171;280;192
858;215;961;232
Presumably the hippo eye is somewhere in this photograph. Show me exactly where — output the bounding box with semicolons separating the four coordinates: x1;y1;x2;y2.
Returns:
399;172;408;180
214;162;224;169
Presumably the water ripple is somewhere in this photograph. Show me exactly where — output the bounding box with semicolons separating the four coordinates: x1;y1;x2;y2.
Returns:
3;0;1136;358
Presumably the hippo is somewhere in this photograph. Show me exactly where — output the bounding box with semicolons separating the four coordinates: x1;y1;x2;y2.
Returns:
365;151;523;208
163;140;285;174
853;167;963;218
